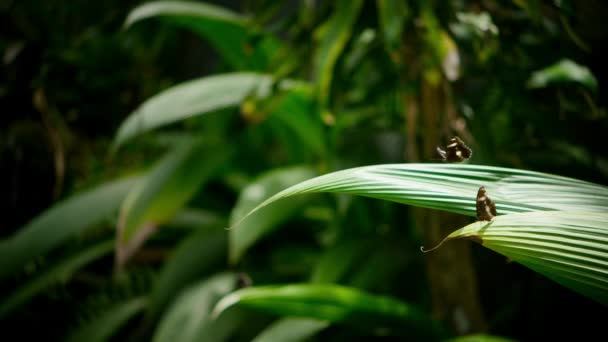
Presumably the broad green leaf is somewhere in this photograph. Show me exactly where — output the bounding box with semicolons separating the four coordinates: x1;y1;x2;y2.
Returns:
0;177;138;280
527;59;598;91
212;284;441;337
229;166;317;264
147;229;227;322
313;0;363;108
251;318;329;342
0;240;114;318
113;73;272;148
66;296;147;342
125;1;279;70
153;272;241;342
117;140;231;265
435;211;608;305
232;164;608;231
164;208;226;230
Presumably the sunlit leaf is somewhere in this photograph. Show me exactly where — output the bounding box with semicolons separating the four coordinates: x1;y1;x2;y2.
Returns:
153;272;241;342
113;73;272;148
0;240;115;318
313;0;363;108
117;140;231;266
527;59;598;91
212;284;442;338
229;166;317;264
435;211;608;305
0;177;138;280
125;1;279;70
66;296;147;342
447;334;516;342
232;164;608;231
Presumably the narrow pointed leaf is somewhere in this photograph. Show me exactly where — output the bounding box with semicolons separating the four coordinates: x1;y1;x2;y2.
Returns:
117;140;231;265
313;0;363;108
66;296;147;342
125;1;279;70
229;166;317;263
213;284;441;337
439;211;608;305
113;73;271;148
233;164;608;231
0;177;138;280
0;240;115;318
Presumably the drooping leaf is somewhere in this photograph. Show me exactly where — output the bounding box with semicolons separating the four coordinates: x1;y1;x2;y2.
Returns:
117;140;231;266
153;272;241;342
527;59;598;91
0;240;115;318
229;166;317;264
435;210;608;305
113;73;272;148
66;296;147;342
232;164;608;231
125;1;279;70
313;0;363;109
147;229;226;322
0;177;139;280
212;284;442;338
251;318;329;342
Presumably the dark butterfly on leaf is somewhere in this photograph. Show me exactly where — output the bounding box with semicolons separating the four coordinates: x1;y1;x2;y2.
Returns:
436;136;472;163
476;186;497;221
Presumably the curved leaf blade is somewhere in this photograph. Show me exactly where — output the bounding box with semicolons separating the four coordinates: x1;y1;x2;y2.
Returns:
0;177;139;280
441;211;608;305
212;284;441;337
153;272;240;342
66;296;147;342
527;58;598;91
117;140;231;265
251;318;329;342
113;73;271;148
125;1;279;70
147;229;227;322
313;0;363;108
232;164;608;231
229;166;317;263
0;240;115;318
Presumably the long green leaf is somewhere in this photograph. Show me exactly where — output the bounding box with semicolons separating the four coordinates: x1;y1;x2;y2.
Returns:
436;210;608;305
125;1;278;70
212;284;441;338
251;318;329;342
229;166;317;263
117;140;230;265
153;272;240;342
313;0;363;108
0;240;115;318
66;296;147;342
147;229;226;322
232;164;608;230
113;73;271;148
0;177;138;280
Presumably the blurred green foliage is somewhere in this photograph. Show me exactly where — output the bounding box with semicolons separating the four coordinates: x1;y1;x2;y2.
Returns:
2;0;608;341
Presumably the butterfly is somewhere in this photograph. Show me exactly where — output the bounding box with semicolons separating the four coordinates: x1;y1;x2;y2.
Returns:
436;136;472;163
476;186;497;221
